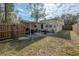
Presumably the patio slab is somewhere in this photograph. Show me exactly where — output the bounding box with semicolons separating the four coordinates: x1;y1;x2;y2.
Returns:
18;37;30;40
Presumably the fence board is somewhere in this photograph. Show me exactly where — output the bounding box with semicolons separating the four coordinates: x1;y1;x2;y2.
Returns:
0;24;26;40
62;25;72;30
73;24;79;35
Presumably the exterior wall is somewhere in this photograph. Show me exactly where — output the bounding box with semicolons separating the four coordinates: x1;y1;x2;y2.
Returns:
43;23;55;32
40;20;57;32
29;23;41;31
56;19;64;32
40;19;64;33
21;22;42;31
35;23;41;31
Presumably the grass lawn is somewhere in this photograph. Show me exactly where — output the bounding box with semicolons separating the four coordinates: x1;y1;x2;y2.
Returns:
0;30;79;56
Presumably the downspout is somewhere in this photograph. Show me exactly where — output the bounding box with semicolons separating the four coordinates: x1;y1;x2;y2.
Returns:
40;23;41;34
29;23;32;38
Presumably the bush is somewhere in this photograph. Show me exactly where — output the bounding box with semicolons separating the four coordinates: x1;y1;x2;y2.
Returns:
65;18;77;25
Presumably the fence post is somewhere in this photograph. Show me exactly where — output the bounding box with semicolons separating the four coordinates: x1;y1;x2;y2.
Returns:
11;24;16;39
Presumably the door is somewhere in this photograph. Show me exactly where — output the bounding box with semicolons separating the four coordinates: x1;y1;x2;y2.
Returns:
41;24;43;29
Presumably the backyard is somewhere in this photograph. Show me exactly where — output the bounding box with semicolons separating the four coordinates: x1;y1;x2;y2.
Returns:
0;30;79;56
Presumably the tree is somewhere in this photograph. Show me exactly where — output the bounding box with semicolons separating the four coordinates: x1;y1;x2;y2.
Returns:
4;3;14;23
31;3;46;22
61;14;78;25
0;3;5;23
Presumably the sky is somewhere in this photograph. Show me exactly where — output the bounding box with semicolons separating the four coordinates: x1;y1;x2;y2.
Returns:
14;3;79;21
14;3;32;21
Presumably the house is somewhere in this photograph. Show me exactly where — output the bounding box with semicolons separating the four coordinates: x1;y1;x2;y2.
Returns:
40;18;64;33
20;17;64;34
20;20;42;33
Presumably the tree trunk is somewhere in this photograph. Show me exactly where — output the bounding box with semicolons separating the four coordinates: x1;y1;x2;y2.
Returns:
5;3;8;23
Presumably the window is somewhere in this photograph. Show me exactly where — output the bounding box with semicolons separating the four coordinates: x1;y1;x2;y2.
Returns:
41;24;43;29
26;28;29;31
34;25;37;28
46;24;52;28
49;25;52;27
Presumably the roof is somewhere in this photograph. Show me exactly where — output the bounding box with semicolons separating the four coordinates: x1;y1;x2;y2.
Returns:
40;18;63;22
20;20;46;24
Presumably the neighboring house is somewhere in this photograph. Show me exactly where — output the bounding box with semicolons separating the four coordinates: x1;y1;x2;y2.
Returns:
20;18;64;33
40;18;64;32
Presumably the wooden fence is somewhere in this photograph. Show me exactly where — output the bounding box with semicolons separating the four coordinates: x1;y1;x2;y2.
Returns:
62;25;72;30
73;24;79;35
0;24;26;40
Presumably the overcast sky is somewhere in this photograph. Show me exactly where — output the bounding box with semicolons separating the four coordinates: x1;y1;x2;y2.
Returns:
14;3;79;21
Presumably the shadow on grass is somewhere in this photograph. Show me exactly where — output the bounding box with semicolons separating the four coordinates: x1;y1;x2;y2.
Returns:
52;30;72;40
8;37;45;51
0;30;71;52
